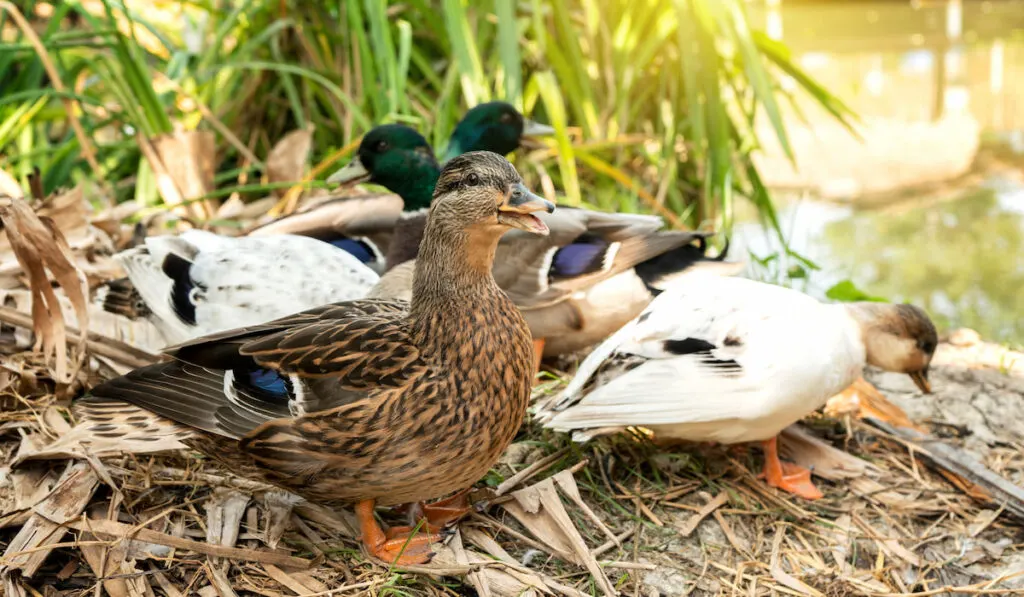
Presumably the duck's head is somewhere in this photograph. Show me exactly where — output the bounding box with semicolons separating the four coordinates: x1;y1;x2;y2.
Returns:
430;151;554;238
442;101;555;161
850;303;938;393
327;124;439;211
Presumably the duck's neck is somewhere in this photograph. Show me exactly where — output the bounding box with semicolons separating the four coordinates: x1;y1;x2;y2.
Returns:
409;218;506;343
842;302;889;337
379;161;439;212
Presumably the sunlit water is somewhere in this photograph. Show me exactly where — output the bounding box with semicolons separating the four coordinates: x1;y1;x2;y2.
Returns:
732;1;1024;345
732;175;1024;346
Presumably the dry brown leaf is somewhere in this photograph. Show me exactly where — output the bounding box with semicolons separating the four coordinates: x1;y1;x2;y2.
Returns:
0;462;100;578
262;564;320;596
266;128;314;197
262;491;302;549
79;529;151;597
143;130;216;220
0;193;90;383
551;469;619;546
0;169;20;198
866;418;1024;519
462;528;555;596
204;563;240;597
420;531;551;597
502;477;617;596
205;489;252;549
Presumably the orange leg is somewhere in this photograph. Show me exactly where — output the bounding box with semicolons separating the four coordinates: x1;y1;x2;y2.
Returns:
355;500;441;565
532;338;546;375
760;437;823;500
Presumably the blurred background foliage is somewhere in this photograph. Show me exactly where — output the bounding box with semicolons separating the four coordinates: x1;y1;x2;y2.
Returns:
0;0;853;240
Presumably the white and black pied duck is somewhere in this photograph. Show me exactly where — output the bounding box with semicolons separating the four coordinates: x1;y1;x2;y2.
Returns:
537;272;938;500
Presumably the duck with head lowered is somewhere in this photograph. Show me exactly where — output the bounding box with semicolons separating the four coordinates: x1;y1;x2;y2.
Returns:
537;273;938;500
327;122;737;367
80;152;554;565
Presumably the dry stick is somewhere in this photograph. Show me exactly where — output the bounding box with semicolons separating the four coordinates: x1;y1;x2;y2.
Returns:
675;492;728;537
0;305;159;369
0;2;108;204
65;518;311;569
494;447;570;496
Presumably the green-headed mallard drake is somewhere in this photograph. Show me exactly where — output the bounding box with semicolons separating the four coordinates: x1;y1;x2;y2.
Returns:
327;124;739;368
440;101;555;162
245;101;552;269
536;272;937;499
82;151;555;564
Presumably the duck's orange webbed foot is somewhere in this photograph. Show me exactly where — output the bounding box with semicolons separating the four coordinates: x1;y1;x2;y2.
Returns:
398;488;474;531
420;487;473;528
356;500;442;565
760;436;824;500
532;338;546;376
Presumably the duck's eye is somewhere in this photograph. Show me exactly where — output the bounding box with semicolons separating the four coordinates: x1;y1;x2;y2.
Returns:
499;112;515;124
465;172;481;186
917;339;935;353
374;140;389;153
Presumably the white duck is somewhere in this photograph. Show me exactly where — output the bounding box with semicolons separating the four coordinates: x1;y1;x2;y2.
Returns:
108;229;379;345
538;273;937;499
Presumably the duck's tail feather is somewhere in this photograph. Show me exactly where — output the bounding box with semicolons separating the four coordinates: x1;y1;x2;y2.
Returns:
15;399;193;463
95;276;152;320
114;237;200;344
88;360;242;439
634;236;743;295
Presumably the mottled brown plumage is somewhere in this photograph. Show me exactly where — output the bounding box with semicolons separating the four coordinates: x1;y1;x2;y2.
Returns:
83;151;555;564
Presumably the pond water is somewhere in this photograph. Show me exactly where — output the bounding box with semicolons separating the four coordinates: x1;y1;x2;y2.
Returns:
733;175;1024;346
734;1;1024;346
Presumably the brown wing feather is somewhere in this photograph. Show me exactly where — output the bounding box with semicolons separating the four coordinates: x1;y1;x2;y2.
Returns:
240;313;428;388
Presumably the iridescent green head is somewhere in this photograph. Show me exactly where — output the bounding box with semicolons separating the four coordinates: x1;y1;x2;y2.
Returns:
326;124;440;211
442;101;555;162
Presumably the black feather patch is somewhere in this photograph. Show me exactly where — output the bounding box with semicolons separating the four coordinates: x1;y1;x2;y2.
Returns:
663;338;717;355
634;241;709;295
663;337;741;373
161;253;198;326
549;234;611;280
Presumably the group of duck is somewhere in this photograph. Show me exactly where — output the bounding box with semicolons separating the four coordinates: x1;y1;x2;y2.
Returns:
78;101;939;565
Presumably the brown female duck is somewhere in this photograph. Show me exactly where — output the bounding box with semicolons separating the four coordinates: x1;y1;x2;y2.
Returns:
330;125;730;370
82;151;554;565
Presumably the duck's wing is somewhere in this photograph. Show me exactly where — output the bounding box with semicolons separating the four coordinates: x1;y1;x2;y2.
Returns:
497;207;712;307
247;194;403;271
540;275;819;430
88;299;422;440
111;231;380;343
